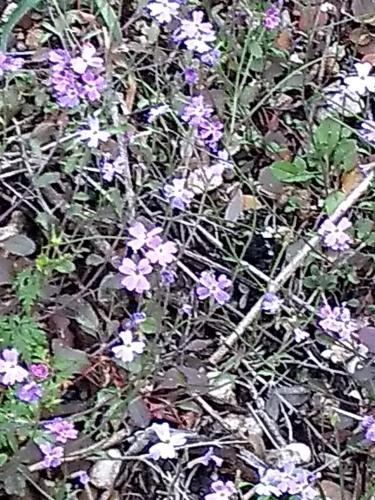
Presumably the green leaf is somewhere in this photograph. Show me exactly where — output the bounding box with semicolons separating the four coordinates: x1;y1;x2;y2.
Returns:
93;0;122;43
314;118;341;155
333;139;357;171
270;160;314;183
1;0;43;50
140;317;158;334
324;191;345;215
0;453;7;467
52;340;90;378
54;257;76;274
35;172;61;188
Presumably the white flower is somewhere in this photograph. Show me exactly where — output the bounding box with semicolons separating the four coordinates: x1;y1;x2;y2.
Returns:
344;62;375;96
187;164;225;194
149;422;187;460
146;0;181;24
294;328;309;343
112;330;145;363
78;116;110;148
324;84;363;116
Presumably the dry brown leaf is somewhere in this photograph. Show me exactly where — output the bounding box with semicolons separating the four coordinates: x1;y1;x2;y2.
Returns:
125;76;137;114
352;0;375;25
341;168;363;193
275;30;291;50
241;194;263;211
298;7;328;32
349;27;375;55
362;53;375;65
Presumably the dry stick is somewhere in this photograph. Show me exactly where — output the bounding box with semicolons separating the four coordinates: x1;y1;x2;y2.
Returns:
209;167;375;364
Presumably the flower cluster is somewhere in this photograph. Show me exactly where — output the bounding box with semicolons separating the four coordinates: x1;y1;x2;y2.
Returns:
362;415;375;442
149;422;187;459
318;303;357;340
263;4;281;30
196;271;232;305
0;52;24;77
181;94;223;150
255;462;319;499
48;45;106;107
261;292;283;314
205;480;236;500
39;417;78;469
119;222;177;294
318;217;352;252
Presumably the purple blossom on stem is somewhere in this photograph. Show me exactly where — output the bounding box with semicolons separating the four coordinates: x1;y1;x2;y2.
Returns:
197;118;224;150
318;303;357;340
181;95;213;126
184;67;199;85
39;443;64;469
180;304;192;315
196;447;223;467
71;470;90;485
261;292;283;314
78;116;110;148
81;71;106;101
0;348;28;386
119;258;153;293
146;241;178;266
0;52;24;77
205;480;236;500
29;363;49;379
173;10;216;54
44;417;78;443
163;178;195;209
112;330;145;363
127;222;163;252
145;0;183;24
362;415;375;441
124;312;146;329
199;48;221;66
71;44;104;74
318;217;352;252
263;5;281;30
160;268;177;284
100;154;126;182
16;381;43;402
196;271;232;305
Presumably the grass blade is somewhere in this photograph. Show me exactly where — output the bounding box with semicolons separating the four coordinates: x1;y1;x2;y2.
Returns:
93;0;122;43
0;0;43;50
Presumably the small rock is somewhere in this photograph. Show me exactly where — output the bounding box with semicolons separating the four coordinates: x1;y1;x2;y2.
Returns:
283;443;312;464
320;480;351;500
89;448;122;489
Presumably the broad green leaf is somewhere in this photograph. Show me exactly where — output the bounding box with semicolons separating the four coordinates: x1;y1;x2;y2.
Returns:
333;139;357;170
93;0;122;43
270;160;314;183
324;191;345;215
1;0;43;50
140;317;158;334
314;118;341;155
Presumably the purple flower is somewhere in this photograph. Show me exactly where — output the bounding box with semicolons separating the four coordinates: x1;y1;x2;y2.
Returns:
256;463;319;499
39;443;64;469
196;447;223;467
205;480;236;500
71;44;104;74
263;5;281;30
197;118;224;150
173;10;216;54
318;303;357;339
318;217;352;252
119;258;153;293
124;312;146;329
181;95;213;126
180;304;192;315
199;48;221;66
81;71;106;101
100;154;126;182
16;381;43;402
0;52;24;77
196;271;232;305
146;241;178;266
183;67;199;85
78;116;110;148
160;268;177;284
163;178;195;209
44;417;78;443
261;292;283;314
127;222;163;252
0;348;28;386
362;415;375;441
29;363;49;379
112;330;145;363
147;104;170;123
71;470;90;485
146;0;182;24
360;120;375;144
49;49;70;70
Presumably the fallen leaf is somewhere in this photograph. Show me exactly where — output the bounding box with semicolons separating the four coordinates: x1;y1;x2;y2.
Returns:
320;480;351;500
352;0;375;25
225;188;242;222
275;30;291;50
362;53;375;65
3;234;36;256
358;327;375;352
298;6;328;31
341;167;363;193
0;256;13;285
241;194;263;211
258;167;285;198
